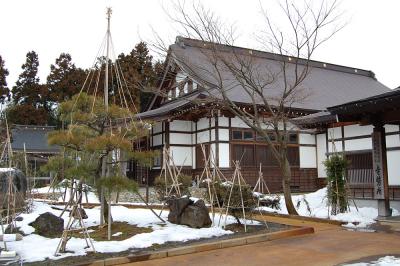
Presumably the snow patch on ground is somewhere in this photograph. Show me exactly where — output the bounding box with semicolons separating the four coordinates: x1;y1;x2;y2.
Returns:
259;188;399;228
343;256;400;265
5;201;239;263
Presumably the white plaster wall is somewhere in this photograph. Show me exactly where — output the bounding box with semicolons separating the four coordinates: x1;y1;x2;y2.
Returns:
153;122;163;134
386;134;400;148
197;130;210;143
344;125;373;138
211;129;216;141
344;138;372;151
169;133;192;145
192;146;196;169
385;124;399;133
170;120;192;132
219;117;229;127
219;143;230;168
219;129;230;141
192;133;196;145
152;134;163;146
197;118;209;130
231;117;250;128
316;133;327;178
170;146;192;166
328;127;342;140
299;133;316;145
328;141;343;152
300;147;317;168
210;144;216;165
387;150;400;185
210;117;215;127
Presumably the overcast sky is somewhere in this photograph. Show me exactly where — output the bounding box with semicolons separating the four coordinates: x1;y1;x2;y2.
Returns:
1;0;399;90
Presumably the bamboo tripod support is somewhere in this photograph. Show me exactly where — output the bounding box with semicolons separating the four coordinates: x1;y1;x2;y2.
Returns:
55;184;95;255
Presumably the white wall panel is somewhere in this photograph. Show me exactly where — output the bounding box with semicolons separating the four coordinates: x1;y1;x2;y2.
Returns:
170;120;192;132
219;117;229;127
300;147;317;168
197;130;210;143
231;117;250;128
299;133;315;145
344;138;372;151
211;129;216;141
387;150;400;185
170;146;192;166
384;124;399;133
170;133;192;145
197;118;209;130
328;127;342;140
328;141;343;152
219;143;230;168
152;134;163;146
153;122;163;134
316;133;327;177
210;117;215;127
344;125;373;138
386;135;400;148
192;146;196;169
210;144;216;165
219;129;230;141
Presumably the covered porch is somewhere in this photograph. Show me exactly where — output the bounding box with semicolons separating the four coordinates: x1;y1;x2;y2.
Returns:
328;89;400;217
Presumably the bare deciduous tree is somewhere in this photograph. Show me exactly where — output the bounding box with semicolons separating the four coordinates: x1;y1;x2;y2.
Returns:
149;0;344;215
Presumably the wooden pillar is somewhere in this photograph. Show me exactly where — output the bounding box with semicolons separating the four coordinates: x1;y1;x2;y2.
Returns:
371;124;391;217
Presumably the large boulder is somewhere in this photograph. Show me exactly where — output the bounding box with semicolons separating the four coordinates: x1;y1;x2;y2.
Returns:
167;197;191;224
167;197;212;228
29;212;64;237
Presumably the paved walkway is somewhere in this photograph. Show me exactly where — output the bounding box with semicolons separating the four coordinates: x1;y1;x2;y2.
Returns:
128;215;400;266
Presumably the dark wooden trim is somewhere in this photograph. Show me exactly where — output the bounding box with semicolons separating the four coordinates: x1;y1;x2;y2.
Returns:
328;131;400;142
341;126;346;152
299;144;317;147
169;144;193;147
165;121;170;149
169;130;192;134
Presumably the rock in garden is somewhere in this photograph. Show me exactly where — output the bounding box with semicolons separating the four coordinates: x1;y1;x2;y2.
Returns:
180;199;212;228
167;197;191;224
167;197;212;228
29;212;64;237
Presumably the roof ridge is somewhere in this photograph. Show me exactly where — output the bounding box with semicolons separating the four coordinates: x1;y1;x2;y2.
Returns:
175;36;376;79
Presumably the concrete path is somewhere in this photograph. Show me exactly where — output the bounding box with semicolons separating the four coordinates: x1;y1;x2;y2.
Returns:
128;215;400;266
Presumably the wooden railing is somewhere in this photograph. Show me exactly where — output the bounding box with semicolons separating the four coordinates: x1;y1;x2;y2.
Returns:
347;169;374;185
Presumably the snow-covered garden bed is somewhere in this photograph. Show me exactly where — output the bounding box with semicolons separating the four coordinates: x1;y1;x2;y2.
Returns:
5;199;262;263
258;188;399;228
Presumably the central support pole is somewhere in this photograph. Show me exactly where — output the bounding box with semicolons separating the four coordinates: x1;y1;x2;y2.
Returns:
100;7;112;226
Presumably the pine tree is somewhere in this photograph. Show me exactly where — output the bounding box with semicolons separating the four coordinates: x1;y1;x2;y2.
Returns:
47;53;87;105
0;55;10;104
10;51;50;125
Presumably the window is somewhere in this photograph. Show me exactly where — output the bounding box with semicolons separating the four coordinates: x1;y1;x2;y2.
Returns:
232;129;253;141
243;131;254;140
232;130;243;140
232;144;255;166
288;133;298;143
257;132;276;142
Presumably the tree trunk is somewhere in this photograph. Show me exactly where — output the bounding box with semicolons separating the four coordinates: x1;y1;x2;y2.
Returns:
281;160;298;215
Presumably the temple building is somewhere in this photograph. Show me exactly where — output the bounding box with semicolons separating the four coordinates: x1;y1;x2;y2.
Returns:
135;37;399;214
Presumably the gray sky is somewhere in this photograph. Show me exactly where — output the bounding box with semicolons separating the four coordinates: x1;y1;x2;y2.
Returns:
1;0;399;89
